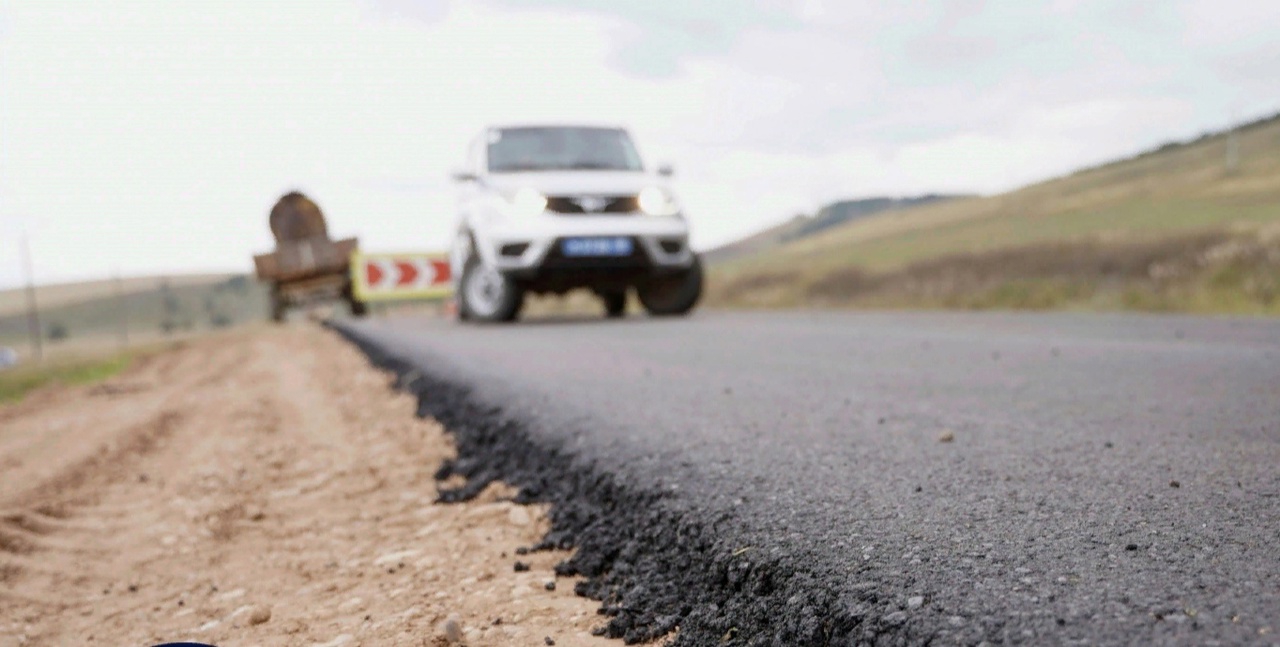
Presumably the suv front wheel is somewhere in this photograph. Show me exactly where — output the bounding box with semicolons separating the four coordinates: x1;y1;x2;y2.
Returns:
459;257;524;323
600;290;628;318
637;256;703;317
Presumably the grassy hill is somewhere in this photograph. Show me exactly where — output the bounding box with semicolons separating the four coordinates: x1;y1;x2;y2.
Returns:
708;111;1280;313
705;194;966;264
0;274;236;318
0;275;269;352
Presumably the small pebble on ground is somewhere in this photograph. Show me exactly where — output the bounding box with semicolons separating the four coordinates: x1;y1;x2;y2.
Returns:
441;615;462;643
248;605;271;625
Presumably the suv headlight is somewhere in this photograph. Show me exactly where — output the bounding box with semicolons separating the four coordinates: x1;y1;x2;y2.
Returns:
638;186;680;216
504;187;547;217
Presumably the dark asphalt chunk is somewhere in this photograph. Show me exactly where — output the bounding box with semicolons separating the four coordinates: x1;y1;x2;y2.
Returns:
335;312;1280;646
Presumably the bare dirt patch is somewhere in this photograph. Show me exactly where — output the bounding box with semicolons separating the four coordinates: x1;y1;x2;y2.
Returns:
0;326;614;646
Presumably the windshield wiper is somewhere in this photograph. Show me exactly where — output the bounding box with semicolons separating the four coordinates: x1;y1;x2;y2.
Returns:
492;164;551;172
566;161;624;170
493;162;629;172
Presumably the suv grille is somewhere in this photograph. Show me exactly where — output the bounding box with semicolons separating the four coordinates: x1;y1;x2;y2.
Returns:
545;195;639;214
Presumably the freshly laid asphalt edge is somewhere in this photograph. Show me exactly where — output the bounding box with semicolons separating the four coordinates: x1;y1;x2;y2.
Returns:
331;321;901;646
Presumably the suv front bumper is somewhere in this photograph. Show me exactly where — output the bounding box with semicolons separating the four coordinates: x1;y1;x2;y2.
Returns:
478;213;694;274
468;212;694;293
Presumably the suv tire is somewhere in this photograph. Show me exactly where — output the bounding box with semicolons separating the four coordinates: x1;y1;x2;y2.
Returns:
637;255;703;317
600;290;627;318
459;256;524;323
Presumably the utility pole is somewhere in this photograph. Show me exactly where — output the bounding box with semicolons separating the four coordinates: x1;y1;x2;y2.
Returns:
1226;128;1240;174
114;268;129;349
1226;104;1241;174
20;232;42;362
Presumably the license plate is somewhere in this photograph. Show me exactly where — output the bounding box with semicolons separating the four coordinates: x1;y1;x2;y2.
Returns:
561;237;633;257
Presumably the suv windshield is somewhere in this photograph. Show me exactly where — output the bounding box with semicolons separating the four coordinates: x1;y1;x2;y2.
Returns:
487;127;644;173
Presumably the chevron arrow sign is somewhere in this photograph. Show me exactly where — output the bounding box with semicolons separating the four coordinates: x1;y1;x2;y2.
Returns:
350;251;452;302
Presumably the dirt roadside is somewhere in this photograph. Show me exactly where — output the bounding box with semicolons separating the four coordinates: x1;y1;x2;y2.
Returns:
0;325;616;646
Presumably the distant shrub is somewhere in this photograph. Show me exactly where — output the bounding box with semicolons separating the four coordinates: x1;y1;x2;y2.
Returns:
47;322;69;341
221;275;250;292
159;318;194;334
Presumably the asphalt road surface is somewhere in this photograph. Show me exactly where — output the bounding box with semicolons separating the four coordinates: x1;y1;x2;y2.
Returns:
339;311;1279;646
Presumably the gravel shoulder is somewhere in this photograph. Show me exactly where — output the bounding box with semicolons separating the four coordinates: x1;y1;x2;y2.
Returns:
0;325;611;647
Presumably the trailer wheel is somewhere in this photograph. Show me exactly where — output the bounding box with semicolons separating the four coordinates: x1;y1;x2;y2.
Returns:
270;296;287;323
350;298;368;317
342;282;369;318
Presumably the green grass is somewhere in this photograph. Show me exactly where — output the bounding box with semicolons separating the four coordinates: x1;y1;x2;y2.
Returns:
0;353;134;404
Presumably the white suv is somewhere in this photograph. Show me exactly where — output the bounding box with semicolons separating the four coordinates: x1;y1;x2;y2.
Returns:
448;124;702;322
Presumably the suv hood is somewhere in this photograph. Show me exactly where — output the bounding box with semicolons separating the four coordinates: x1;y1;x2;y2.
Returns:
484;171;666;196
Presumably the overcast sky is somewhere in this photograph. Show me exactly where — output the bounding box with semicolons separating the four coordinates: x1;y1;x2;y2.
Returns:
2;0;1279;287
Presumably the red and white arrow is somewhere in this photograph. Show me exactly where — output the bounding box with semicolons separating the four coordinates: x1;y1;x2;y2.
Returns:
363;258;450;291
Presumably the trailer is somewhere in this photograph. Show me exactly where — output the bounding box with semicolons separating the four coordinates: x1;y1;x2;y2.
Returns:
252;192;367;322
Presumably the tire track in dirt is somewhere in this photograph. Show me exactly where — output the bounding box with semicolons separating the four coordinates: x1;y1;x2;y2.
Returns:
0;406;189;614
0;329;254;510
0;325;622;647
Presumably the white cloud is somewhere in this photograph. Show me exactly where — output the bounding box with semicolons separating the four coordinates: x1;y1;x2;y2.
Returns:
1;0;1279;287
1177;0;1280;48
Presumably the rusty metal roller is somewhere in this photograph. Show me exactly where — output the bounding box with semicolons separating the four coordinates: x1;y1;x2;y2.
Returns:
269;191;330;243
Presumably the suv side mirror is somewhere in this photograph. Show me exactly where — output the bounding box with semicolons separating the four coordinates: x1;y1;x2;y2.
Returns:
657;163;675;178
451;168;478;183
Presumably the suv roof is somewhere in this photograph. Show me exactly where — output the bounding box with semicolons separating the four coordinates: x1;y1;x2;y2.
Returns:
486;122;630;132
